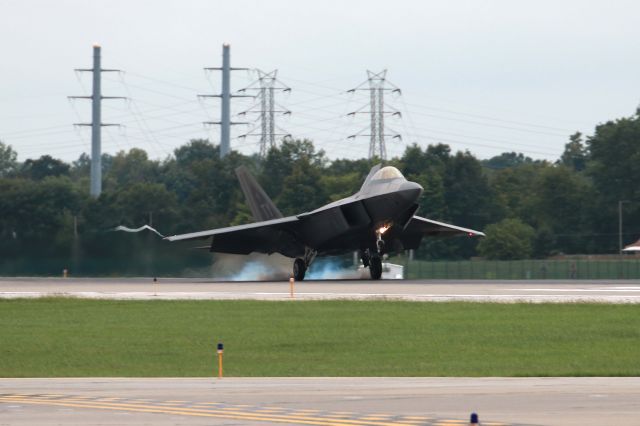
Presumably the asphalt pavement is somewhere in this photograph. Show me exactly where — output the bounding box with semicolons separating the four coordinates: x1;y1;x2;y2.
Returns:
2;377;639;426
2;277;640;302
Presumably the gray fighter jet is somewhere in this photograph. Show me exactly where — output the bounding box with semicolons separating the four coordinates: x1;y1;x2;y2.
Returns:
166;164;485;280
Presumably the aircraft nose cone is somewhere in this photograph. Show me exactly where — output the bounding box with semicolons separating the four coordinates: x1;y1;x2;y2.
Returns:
400;181;423;202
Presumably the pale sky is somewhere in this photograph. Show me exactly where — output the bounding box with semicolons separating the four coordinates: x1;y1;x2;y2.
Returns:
1;0;639;162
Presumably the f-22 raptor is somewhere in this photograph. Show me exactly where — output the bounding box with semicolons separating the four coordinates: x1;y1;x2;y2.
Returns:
166;164;485;280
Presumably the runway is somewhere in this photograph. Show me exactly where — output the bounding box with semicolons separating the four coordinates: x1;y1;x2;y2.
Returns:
2;377;639;426
2;277;640;302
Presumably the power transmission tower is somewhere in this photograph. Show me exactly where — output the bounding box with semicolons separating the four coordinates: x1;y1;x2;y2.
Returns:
199;44;251;158
69;44;126;198
238;70;292;157
347;70;402;160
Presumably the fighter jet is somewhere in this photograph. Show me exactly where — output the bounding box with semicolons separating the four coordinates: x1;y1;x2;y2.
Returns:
166;164;485;280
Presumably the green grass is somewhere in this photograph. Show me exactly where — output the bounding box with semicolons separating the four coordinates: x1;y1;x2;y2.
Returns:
1;298;639;377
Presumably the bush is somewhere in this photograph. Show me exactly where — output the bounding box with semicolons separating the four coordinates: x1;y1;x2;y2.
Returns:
477;218;535;260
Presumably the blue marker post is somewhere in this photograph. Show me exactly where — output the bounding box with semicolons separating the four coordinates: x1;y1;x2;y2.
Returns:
217;342;224;378
469;412;479;426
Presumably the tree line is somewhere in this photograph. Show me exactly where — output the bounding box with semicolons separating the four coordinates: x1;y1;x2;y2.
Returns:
0;109;639;274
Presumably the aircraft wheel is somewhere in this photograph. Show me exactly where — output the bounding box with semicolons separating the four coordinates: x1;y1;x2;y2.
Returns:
293;258;306;281
369;255;382;280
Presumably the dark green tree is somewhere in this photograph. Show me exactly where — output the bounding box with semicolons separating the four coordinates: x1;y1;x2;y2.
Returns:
482;152;535;170
114;182;179;229
444;151;498;230
0;176;84;248
0;141;18;177
161;140;219;203
70;153;91;181
477;218;535;260
174;139;217;166
21;155;69;180
489;162;549;222
278;161;328;215
529;165;595;253
260;139;325;198
586;112;640;252
587;113;640;203
106;148;159;189
559;132;588;172
321;172;362;202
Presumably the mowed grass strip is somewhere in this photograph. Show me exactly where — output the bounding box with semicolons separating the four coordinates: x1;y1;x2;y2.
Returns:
1;298;639;377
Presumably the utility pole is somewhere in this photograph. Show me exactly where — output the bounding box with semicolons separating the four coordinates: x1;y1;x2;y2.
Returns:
199;44;251;158
238;70;291;157
347;70;402;160
69;44;125;198
619;200;630;255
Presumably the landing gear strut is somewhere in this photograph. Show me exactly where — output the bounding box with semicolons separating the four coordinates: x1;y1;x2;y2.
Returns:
293;248;317;281
376;232;385;253
368;226;386;280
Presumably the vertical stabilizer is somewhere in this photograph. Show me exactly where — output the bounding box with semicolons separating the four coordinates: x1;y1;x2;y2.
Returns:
235;166;283;221
359;164;382;191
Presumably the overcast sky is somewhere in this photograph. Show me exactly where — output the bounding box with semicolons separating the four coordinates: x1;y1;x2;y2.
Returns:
1;0;639;162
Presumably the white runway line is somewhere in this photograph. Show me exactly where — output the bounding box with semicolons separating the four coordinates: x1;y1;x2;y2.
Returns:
605;286;640;290
2;290;640;303
507;288;640;292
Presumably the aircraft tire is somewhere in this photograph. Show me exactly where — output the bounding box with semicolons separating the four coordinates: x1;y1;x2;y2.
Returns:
293;258;306;281
369;255;382;280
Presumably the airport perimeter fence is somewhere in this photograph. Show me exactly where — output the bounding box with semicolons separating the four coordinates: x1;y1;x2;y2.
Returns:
401;258;640;280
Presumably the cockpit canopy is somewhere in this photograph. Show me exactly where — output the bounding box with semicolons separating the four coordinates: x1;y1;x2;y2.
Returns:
371;166;405;181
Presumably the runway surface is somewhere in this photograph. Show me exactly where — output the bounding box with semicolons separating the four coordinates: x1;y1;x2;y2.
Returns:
2;277;640;302
2;377;639;426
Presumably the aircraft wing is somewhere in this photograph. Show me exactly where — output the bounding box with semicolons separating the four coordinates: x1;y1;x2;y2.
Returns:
399;215;485;249
165;216;303;255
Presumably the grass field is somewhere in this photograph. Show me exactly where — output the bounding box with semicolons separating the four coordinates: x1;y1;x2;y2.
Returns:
1;298;639;377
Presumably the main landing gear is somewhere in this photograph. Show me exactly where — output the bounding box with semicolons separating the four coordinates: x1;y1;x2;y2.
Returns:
293;248;317;281
293;258;306;281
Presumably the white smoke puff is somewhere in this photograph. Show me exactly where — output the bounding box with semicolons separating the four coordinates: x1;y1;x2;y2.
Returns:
306;258;361;280
211;253;291;281
212;253;362;281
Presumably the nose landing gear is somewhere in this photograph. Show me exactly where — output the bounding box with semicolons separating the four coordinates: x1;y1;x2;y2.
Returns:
361;226;387;280
369;253;382;280
369;226;387;280
362;249;383;280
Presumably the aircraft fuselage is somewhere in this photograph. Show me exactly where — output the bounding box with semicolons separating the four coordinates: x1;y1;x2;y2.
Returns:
296;177;423;256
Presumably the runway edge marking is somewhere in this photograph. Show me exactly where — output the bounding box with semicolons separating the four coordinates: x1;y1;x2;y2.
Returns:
0;394;514;426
